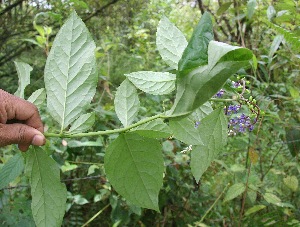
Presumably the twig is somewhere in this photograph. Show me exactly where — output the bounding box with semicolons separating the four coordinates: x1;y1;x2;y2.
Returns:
81;204;110;227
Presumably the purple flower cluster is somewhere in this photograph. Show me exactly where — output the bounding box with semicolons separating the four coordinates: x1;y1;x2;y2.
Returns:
228;113;254;135
232;81;241;88
215;89;225;98
226;104;240;115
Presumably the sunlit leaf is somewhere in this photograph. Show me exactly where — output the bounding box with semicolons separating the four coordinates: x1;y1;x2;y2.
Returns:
104;133;164;211
245;205;266;216
44;11;98;132
283;176;298;192
156;16;188;70
68;113;95;133
14;61;32;99
27;88;46;108
125;71;176;95
114;79;140;127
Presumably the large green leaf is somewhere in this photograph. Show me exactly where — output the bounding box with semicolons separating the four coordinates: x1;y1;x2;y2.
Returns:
114;79;140;127
169;41;253;116
27;88;46;108
14;61;32;99
132;119;172;139
0;153;24;190
44;11;97;132
192;102;213;121
177;12;213;76
26;147;67;227
68;112;95;133
190;108;228;182
125;71;176;95
156;16;188;70
104;133;164;211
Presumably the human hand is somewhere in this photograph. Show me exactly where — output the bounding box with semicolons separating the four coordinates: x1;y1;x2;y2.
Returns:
0;89;45;151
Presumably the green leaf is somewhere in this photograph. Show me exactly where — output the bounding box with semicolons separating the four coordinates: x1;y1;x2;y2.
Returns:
44;11;98;132
190;108;228;182
26;147;67;227
133;119;172;138
0;153;24;190
169;117;203;145
114;79;140;127
61;161;78;173
217;2;233;15
245;205;266;216
247;0;257;19
125;71;176;95
169;41;253;116
68;113;95;133
283;176;298;192
156;16;188;70
14;61;32;99
267;5;276;21
268;35;284;64
224;183;246;202
27;88;46;108
263;192;281;205
178;12;213;76
285;126;300;157
67;138;102;147
192;102;213;121
104;133;164;211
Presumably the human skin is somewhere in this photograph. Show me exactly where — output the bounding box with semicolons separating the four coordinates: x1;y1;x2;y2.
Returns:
0;89;45;151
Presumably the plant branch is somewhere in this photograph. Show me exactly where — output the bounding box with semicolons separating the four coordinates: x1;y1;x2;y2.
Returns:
83;0;120;22
45;114;167;138
0;0;25;16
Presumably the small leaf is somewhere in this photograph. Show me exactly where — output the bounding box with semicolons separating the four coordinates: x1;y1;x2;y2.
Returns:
217;2;233;15
26;147;67;227
114;79;140;127
104;133;164;211
125;71;176;95
0;153;24;190
73;195;89;205
133;119;172;138
61;161;78;172
156;16;188;70
224;183;246;202
247;0;257;19
178;12;214;76
264;192;281;205
245;205;266;216
191;108;228;182
68;113;95;133
267;5;276;21
14;61;32;99
169;117;203;145
27;88;46;108
283;176;298;192
44;11;98;132
88;164;100;175
268;35;284;64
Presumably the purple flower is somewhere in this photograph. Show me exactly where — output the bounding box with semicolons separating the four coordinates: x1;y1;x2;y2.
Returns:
215;89;225;98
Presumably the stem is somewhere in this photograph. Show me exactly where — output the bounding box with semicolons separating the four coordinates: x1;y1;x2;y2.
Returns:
199;183;230;223
81;204;110;227
45;114;166;138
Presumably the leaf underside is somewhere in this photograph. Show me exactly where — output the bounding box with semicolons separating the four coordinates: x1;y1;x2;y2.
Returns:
26;147;67;227
44;11;97;132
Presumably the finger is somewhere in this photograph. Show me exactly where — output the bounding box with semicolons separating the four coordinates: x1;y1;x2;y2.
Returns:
0;89;44;133
0;123;45;151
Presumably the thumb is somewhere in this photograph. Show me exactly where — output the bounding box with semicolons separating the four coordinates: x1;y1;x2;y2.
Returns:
0;123;45;151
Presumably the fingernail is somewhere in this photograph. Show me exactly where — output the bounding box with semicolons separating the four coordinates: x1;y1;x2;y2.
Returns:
32;135;45;146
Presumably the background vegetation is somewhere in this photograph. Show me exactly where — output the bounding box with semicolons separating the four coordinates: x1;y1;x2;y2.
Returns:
0;0;299;226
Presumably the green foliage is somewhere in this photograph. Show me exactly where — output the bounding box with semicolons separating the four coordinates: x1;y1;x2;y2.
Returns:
0;153;24;190
104;132;164;211
44;11;97;133
25;147;67;227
